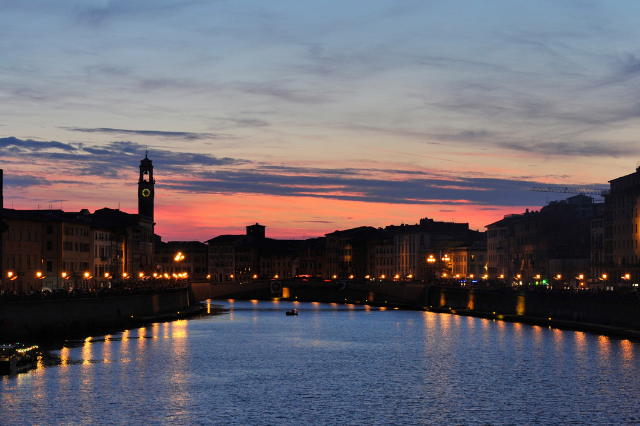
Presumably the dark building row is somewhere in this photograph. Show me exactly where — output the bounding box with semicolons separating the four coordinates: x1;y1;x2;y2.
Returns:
206;219;486;283
487;165;640;288
1;155;155;293
4;154;640;291
487;194;600;287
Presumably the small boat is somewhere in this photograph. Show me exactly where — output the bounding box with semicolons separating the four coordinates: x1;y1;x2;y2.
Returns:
0;343;38;375
285;309;298;316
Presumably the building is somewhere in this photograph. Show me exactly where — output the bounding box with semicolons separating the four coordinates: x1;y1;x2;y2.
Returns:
296;237;326;278
451;242;488;281
0;154;157;292
325;227;388;279
487;195;600;286
207;224;326;282
385;218;484;280
2;210;46;293
155;240;208;281
603;166;640;286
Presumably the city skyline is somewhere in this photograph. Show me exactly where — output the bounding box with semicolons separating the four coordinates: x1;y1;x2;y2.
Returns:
2;1;636;240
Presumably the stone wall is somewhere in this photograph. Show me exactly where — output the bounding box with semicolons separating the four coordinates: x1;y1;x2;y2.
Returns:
428;286;640;328
0;290;191;341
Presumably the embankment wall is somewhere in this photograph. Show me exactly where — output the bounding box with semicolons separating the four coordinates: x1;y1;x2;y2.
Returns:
0;289;192;341
428;286;640;329
194;280;428;306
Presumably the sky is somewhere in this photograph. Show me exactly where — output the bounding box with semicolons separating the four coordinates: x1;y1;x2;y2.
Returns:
1;0;637;241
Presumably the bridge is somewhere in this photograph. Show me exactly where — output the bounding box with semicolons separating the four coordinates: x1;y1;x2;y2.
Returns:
189;278;430;308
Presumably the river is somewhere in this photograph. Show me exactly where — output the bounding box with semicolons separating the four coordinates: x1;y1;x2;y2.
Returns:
2;300;640;425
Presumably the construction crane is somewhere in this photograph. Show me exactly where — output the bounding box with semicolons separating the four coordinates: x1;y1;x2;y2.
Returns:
531;187;609;196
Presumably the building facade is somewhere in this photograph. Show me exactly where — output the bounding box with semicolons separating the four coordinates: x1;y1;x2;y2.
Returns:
604;166;640;286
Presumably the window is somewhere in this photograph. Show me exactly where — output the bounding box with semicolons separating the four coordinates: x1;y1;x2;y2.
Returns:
46;261;53;272
47;225;53;235
47;241;53;251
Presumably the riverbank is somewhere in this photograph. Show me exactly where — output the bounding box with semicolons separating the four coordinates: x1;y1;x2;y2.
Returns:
200;278;640;341
0;287;202;344
425;305;640;341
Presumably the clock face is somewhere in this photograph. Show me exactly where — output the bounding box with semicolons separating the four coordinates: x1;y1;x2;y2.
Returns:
142;188;151;198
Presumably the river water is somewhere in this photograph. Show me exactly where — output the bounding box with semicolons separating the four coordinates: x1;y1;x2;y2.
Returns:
2;300;640;425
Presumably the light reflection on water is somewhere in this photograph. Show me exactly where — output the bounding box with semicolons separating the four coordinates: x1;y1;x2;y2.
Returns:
1;300;640;425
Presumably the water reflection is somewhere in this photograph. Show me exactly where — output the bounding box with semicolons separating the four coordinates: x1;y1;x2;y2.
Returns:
2;301;640;426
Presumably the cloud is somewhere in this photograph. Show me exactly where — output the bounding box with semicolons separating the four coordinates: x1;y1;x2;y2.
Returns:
0;137;249;178
164;166;603;207
3;175;53;189
345;123;640;158
0;137;609;208
63;127;234;141
238;82;335;104
497;140;640;158
0;137;77;152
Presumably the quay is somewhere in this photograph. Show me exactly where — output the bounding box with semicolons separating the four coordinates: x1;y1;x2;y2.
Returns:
194;278;640;340
0;284;212;342
3;278;640;343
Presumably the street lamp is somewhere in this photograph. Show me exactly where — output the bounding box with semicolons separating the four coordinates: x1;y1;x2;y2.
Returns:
622;273;631;286
576;274;585;289
35;271;45;291
599;273;608;290
426;255;436;280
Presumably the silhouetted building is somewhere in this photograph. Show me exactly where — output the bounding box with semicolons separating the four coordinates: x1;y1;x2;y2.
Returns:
385;218;484;280
325;226;388;279
590;205;606;288
604;166;640;286
155;240;208;280
206;224;326;281
296;237;326;277
451;241;487;280
0;155;157;292
487;195;600;286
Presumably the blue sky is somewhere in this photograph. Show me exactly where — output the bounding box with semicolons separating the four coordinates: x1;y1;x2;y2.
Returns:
0;1;636;239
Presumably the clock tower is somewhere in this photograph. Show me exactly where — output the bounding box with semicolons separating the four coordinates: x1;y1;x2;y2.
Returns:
138;152;155;222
